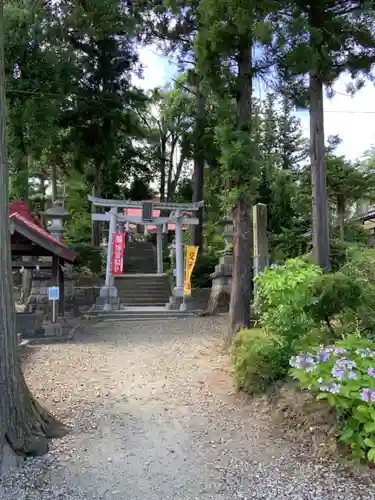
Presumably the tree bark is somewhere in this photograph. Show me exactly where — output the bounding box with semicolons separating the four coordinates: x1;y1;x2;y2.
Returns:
51;163;57;202
192;81;205;249
309;73;330;269
226;38;253;345
159;136;167;202
0;6;67;467
337;197;346;241
92;166;102;247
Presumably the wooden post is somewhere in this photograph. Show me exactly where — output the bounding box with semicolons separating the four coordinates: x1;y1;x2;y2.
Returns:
52;255;58;284
58;260;65;317
253;203;269;278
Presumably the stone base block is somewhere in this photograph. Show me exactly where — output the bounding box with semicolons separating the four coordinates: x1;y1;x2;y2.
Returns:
179;295;194;312
16;312;44;338
92;286;120;311
166;295;183;310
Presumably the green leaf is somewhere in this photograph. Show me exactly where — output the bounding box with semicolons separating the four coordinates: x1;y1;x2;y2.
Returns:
364;422;375;433
340;428;354;442
364;438;375;448
367;448;375;462
316;393;329;400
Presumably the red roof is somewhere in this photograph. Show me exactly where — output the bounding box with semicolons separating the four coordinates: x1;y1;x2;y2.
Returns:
9;200;43;227
9;201;79;263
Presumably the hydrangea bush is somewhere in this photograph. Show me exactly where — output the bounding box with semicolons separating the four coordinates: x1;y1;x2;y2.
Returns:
290;335;375;462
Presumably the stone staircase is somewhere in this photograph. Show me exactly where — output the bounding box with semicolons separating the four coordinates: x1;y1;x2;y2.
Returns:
123;241;156;274
87;240;197;320
114;274;171;307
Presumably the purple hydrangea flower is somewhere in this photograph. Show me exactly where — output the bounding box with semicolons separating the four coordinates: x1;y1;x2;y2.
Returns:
361;388;375;403
319;382;341;394
332;366;345;379
361;388;371;402
290;354;316;372
334;347;347;355
356;348;375;358
331;359;357;380
317;350;331;362
368;367;375;378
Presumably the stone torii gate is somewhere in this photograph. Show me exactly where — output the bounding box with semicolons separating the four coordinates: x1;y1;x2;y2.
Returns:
88;196;203;311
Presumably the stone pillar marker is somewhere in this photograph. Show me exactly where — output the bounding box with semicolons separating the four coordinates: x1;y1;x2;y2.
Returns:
253;203;269;277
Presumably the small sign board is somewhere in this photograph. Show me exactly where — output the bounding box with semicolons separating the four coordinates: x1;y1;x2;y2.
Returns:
48;286;60;301
173;268;177;277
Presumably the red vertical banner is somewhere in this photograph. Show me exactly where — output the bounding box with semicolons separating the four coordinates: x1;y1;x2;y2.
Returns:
111;232;126;275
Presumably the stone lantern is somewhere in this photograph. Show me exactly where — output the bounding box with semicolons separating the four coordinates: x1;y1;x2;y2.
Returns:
204;214;234;315
221;217;234;257
27;200;77;317
41;200;71;241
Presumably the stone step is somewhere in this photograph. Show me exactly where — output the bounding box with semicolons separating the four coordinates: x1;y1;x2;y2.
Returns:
84;308;197;321
118;293;170;301
116;284;171;292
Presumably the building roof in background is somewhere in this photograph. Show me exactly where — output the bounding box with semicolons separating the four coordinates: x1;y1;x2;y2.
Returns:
124;200;191;232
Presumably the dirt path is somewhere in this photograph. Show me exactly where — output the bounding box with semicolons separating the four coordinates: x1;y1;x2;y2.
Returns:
1;317;375;499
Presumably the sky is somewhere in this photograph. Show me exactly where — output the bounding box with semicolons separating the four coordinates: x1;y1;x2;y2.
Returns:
136;46;375;162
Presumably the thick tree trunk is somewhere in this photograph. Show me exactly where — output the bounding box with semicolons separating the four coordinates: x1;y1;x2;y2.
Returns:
0;7;67;468
226;39;253;345
159;136;167;202
337;197;346;241
309;73;330;269
228;199;251;343
92;167;102;247
51;163;57;202
192;82;205;249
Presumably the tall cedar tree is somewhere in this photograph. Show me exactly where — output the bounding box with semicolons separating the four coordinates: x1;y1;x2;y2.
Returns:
275;0;375;269
0;4;67;466
59;0;143;243
196;0;274;342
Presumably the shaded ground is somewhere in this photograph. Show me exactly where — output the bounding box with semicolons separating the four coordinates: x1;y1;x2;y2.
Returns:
1;316;375;499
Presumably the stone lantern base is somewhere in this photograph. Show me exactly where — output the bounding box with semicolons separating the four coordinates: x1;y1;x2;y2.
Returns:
204;251;233;314
25;270;78;319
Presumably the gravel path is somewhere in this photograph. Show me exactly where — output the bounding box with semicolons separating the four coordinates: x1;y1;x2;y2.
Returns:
1;316;375;499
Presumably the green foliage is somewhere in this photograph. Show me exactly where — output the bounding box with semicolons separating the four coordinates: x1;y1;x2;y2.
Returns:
339;248;375;336
255;258;322;342
306;272;363;336
231;329;290;394
70;243;102;275
290;335;375;463
191;251;217;288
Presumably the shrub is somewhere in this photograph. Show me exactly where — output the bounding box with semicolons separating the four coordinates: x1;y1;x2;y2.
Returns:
255;258;322;343
290;335;375;462
340;248;375;336
70;242;102;274
306;272;363;337
191;251;218;288
231;329;291;394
